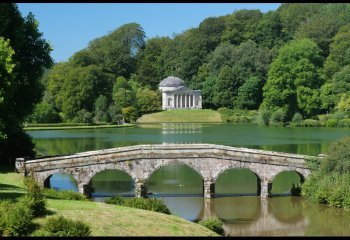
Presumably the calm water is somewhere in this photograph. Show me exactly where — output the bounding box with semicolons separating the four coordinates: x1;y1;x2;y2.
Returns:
27;123;350;236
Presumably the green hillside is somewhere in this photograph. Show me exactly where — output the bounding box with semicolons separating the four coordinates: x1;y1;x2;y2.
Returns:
136;109;222;123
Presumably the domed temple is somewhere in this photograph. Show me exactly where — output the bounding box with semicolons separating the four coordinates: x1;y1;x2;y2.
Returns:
158;76;202;110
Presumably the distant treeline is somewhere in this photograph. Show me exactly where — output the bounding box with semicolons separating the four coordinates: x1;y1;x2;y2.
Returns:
29;3;350;124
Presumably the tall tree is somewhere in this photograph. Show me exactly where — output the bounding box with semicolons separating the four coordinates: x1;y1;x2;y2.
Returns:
0;3;53;164
222;9;263;45
324;23;350;79
261;38;324;119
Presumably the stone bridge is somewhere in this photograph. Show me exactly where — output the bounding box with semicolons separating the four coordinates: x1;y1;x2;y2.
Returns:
15;144;315;198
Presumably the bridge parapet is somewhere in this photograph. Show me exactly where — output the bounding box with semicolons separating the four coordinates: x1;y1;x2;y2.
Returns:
16;144;318;198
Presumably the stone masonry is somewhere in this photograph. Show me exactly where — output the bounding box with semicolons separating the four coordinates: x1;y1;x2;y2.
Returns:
15;144;316;198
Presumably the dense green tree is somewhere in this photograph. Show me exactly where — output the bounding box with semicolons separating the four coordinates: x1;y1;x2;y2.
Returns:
93;95;109;123
0;3;53;164
222;9;263;45
253;11;285;49
82;23;145;78
113;88;135;109
28;102;61;123
294;4;350;56
108;104;123;124
122;106;138;123
324;23;350;78
213;66;238;108
134;37;171;89
261;38;324;119
277;3;323;41
136;88;161;114
72;109;93;124
201;76;216;109
61;65;113;121
336;94;350;114
234;76;264;110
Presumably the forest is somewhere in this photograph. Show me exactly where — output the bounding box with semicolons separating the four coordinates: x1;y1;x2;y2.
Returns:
3;3;350;163
29;3;350;125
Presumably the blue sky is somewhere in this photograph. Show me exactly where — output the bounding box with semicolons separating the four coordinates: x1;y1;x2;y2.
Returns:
18;3;281;63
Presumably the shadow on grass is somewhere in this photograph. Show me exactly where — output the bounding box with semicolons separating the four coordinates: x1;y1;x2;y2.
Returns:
0;165;16;173
0;183;24;191
0;191;25;200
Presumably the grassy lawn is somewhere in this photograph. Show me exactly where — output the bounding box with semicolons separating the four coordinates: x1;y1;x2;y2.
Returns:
0;168;217;237
137;109;222;123
24;123;134;131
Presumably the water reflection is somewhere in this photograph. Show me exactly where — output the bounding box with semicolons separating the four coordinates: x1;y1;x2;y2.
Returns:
161;123;202;144
160;197;203;221
91;170;135;198
49;173;78;192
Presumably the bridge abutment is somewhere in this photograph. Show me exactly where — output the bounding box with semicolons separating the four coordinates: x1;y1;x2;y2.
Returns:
260;180;272;197
135;179;147;198
204;179;215;198
78;183;94;198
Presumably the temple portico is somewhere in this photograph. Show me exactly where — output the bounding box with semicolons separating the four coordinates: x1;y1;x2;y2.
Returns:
159;76;202;110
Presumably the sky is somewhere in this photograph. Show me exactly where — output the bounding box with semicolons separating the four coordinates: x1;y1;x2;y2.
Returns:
18;3;281;63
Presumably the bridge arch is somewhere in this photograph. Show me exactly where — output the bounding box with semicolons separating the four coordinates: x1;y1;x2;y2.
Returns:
270;169;306;196
41;169;79;190
269;169;307;183
83;165;137;186
214;165;263;196
144;160;206;182
213;165;263;183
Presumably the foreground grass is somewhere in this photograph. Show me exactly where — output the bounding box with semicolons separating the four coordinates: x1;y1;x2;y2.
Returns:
24;123;134;131
0;169;217;236
137;109;222;123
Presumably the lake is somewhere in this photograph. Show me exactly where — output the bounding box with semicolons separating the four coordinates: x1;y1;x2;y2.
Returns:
27;123;350;236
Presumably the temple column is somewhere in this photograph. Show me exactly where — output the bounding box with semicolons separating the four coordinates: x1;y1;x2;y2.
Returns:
172;95;175;108
193;94;196;108
174;94;177;108
185;94;188;108
180;95;182;108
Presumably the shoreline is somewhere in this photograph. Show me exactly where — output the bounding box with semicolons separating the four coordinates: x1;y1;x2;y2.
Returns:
24;123;135;131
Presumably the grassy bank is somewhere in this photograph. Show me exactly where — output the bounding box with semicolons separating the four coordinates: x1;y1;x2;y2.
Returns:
23;123;134;131
136;109;222;123
0;169;217;236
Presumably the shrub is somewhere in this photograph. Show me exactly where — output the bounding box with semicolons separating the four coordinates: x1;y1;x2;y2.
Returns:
72;109;93;124
321;137;350;174
332;111;347;120
0;200;34;237
104;195;126;205
42;189;87;201
42;216;91;237
302;137;350;209
291;112;303;123
325;119;339;127
300;119;321;127
338;119;350;127
105;196;171;215
23;177;46;217
257;110;271;126
317;114;332;123
198;218;224;235
270;109;286;126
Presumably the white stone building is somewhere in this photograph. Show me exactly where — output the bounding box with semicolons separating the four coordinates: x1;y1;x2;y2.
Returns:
159;76;202;110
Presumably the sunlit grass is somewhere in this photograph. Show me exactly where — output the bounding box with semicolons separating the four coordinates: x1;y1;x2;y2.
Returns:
137;109;222;123
0;169;217;236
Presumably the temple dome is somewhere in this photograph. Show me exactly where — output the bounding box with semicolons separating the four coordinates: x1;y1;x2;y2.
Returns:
159;76;185;87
